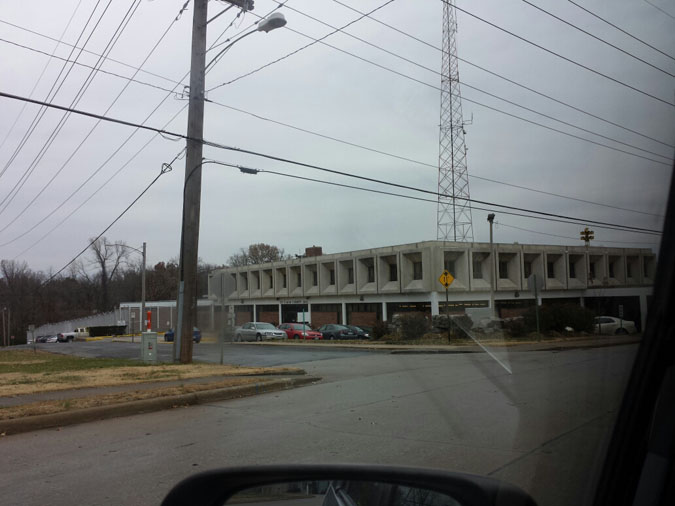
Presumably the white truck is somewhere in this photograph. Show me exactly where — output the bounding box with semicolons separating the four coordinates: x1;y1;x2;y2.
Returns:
57;327;89;342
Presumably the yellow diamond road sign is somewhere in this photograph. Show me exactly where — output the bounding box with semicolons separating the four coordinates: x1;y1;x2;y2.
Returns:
438;270;454;288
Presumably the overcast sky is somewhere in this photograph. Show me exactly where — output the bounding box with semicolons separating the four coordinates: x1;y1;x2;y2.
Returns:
1;0;673;273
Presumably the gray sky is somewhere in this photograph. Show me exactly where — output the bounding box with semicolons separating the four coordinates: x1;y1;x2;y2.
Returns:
0;0;673;273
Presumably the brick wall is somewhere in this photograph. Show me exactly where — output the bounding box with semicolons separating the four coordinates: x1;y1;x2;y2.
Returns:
157;307;172;332
259;311;279;325
235;311;252;326
349;311;378;327
312;311;339;328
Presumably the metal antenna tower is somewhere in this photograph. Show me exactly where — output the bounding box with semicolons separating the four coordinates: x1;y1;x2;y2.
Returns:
437;0;473;242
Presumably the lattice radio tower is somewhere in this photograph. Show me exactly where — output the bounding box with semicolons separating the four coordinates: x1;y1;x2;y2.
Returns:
437;0;473;242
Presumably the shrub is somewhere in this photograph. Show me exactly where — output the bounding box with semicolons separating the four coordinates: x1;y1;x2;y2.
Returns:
372;320;390;340
503;318;527;338
399;313;430;340
522;304;594;333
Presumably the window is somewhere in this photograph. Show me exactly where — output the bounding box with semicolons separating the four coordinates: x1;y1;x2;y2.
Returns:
473;258;483;279
547;261;555;279
643;257;649;276
608;262;615;278
627;263;632;278
569;260;576;279
498;260;508;279
367;265;375;283
312;270;318;286
254;275;259;290
444;257;455;275
348;267;354;284
389;263;397;282
523;261;532;279
413;261;423;280
242;275;248;290
329;269;335;285
281;272;287;288
296;272;302;287
233;274;237;290
590;262;596;279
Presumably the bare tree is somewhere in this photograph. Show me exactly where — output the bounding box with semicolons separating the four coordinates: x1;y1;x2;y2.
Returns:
86;238;130;311
228;243;289;267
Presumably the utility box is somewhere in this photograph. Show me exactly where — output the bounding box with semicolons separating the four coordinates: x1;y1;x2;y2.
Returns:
141;332;158;364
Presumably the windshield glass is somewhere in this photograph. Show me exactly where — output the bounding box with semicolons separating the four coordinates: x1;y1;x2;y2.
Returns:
0;1;671;506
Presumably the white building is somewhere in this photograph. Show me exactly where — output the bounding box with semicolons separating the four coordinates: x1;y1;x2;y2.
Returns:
207;241;655;330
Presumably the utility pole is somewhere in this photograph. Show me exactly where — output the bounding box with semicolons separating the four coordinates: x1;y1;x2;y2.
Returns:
176;0;208;364
141;242;147;332
487;213;496;317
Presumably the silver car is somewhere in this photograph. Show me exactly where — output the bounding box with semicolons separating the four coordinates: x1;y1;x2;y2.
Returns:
235;322;286;342
594;316;637;335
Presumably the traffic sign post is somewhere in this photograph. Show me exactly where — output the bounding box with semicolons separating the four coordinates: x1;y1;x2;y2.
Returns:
438;271;455;341
527;274;542;341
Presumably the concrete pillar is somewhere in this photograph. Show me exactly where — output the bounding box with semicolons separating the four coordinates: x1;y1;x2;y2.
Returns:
639;294;648;331
341;302;347;325
278;304;283;325
253;303;257;322
382;301;388;322
430;291;440;316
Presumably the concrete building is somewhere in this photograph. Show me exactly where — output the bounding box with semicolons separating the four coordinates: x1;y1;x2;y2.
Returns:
207;241;656;331
119;299;216;333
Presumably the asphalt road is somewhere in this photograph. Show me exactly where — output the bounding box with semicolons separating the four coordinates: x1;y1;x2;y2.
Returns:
0;343;638;506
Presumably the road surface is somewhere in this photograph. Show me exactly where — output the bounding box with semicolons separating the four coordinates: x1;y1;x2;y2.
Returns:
0;344;637;506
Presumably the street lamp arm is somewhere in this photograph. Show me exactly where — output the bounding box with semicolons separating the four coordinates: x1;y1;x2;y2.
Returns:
205;28;257;72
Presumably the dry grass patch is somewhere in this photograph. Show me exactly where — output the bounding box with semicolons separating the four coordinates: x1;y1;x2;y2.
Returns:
0;376;271;420
0;350;302;397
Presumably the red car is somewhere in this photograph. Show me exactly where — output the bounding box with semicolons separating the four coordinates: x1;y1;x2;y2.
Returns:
278;323;323;340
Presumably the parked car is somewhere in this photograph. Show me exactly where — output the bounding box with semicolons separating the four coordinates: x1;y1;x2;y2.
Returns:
317;324;358;340
346;325;371;339
164;327;202;343
594;316;637;335
235;322;286;342
43;335;58;343
57;327;89;342
278;323;323;340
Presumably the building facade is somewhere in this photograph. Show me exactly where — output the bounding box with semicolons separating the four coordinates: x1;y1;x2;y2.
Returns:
208;241;656;330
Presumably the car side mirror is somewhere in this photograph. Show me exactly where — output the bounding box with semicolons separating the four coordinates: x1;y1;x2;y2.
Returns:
161;465;537;506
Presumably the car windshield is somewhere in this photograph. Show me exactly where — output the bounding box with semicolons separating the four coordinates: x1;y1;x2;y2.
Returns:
1;1;671;506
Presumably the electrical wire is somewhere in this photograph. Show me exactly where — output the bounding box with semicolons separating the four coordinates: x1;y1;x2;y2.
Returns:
567;0;675;62
520;0;674;77
0;0;84;155
330;0;674;150
0;0;137;218
444;0;675;107
211;11;672;167
199;159;661;237
39;163;172;288
262;0;672;162
494;221;658;245
0;90;664;237
643;0;675;22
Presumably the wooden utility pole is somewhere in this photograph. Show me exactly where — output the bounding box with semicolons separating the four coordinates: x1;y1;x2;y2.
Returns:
176;0;208;364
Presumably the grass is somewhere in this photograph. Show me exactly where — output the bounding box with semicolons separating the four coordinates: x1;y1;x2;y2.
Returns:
0;350;303;397
0;376;270;421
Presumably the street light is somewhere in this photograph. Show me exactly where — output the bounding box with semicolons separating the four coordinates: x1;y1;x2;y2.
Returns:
116;242;147;336
175;4;288;364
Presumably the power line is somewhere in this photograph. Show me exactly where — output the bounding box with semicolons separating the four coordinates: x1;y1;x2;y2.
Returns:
262;1;672;162
0;90;665;237
643;0;675;22
40;163;171;288
444;0;675;107
200;159;660;236
567;0;675;62
330;0;674;150
0;0;84;155
0;0;107;182
0;4;181;235
495;221;657;245
0;0;133;217
0;18;186;88
206;98;665;219
520;0;674;77
212;11;672;167
207;0;398;91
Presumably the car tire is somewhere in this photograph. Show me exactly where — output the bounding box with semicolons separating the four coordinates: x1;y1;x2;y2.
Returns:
235;334;242;342
615;328;629;335
256;334;262;342
329;335;335;340
293;334;299;340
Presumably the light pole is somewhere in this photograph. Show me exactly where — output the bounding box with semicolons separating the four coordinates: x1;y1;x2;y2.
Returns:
117;242;147;336
175;5;287;364
487;213;496;318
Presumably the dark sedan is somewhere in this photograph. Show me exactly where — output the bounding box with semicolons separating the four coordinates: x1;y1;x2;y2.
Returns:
317;324;358;340
346;325;371;339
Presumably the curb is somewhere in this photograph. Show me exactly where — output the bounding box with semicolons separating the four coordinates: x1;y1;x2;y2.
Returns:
0;376;319;437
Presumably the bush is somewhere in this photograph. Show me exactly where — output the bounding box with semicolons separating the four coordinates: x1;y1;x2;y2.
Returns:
523;304;594;333
399;313;430;340
372;320;390;340
503;318;527;338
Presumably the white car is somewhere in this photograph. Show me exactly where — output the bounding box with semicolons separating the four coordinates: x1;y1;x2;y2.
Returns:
594;316;637;335
235;322;287;342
